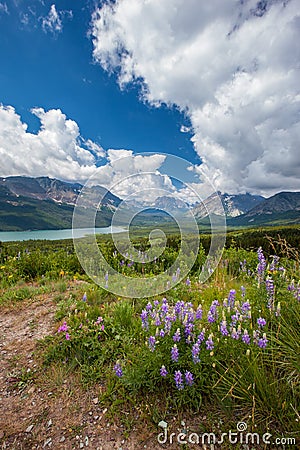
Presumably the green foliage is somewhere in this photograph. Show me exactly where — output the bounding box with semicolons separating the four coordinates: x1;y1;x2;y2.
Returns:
1;230;300;435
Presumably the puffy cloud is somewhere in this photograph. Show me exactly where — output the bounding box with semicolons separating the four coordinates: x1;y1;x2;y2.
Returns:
91;0;300;196
41;4;72;34
93;150;172;202
0;105;103;182
0;104;174;203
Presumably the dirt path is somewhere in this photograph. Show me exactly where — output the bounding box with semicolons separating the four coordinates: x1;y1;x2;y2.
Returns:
0;292;194;450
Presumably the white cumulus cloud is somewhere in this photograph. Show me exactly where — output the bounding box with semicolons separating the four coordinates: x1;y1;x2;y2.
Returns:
0;104;176;203
0;105;104;182
91;0;300;196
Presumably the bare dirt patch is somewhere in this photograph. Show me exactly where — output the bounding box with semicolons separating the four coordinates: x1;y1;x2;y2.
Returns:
0;287;195;450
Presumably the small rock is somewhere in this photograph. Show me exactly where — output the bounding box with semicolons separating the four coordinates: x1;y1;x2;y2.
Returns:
79;443;84;449
25;425;34;433
28;386;35;394
92;397;98;404
85;436;89;446
47;419;52;427
59;437;66;443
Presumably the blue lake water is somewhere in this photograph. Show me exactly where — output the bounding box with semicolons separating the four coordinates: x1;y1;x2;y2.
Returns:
0;227;126;242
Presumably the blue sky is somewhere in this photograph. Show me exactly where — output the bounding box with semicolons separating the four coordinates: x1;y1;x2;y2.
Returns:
0;0;195;159
0;0;299;201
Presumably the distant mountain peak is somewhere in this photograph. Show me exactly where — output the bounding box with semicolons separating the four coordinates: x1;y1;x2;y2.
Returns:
154;195;188;210
193;192;265;218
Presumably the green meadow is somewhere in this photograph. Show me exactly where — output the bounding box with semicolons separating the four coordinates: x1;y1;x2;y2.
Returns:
0;226;299;447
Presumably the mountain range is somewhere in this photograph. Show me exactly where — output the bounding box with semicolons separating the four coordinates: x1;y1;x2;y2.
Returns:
192;192;265;218
0;176;120;231
0;175;299;231
194;190;300;227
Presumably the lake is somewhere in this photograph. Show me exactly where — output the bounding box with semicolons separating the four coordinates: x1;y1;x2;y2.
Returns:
0;227;126;242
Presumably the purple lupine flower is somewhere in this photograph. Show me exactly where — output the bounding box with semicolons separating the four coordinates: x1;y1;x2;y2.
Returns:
187;311;195;323
185;371;194;386
195;305;203;320
192;343;200;363
257;247;266;285
230;311;240;327
154;300;159;307
114;363;123;377
160;365;168;377
231;327;239;340
65;332;70;340
154;315;161;327
241;301;251;314
197;330;205;343
258;333;268;348
82;293;87;302
269;255;280;272
174;301;185;317
58;321;68;333
207;311;214;323
173;328;181;342
257;317;266;328
241;286;246;298
206;334;214;351
186;277;191;286
164;316;173;333
140;310;149;330
220;320;229;336
104;272;109;281
171;344;179;362
148;336;156;352
184;322;194;339
159;329;165;338
227;289;236;309
161;302;169;315
266;276;275;309
174;370;184;390
242;329;251;344
146;302;152;311
172;274;177;283
95;316;103;325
